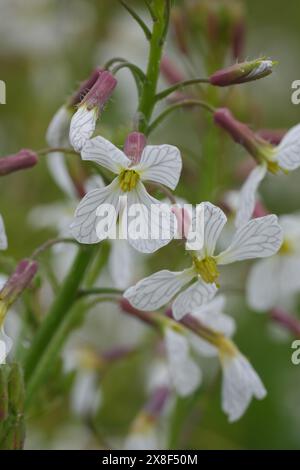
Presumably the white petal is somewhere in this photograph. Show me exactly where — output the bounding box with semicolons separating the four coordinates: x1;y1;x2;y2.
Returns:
188;202;227;256
124;182;176;253
47;152;76;198
190;335;218;358
235;164;267;228
136;144;182;190
0;215;7;250
172;279;218;320
217;215;283;265
124;429;158;451
124;269;194;311
70;179;121;244
276;123;300;170
46;105;71;147
69;106;98;152
165;328;201;397
81;136;130;174
0;326;12;364
109;239;137;289
220;352;266;422
83;174;105;192
246;257;281;311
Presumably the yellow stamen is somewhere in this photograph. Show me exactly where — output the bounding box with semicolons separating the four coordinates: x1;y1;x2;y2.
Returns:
193;256;220;285
119;169;140;192
217;337;238;359
267;160;280;174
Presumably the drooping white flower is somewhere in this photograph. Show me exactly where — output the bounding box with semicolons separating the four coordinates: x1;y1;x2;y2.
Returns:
125;202;283;318
218;339;266;422
0;214;7;250
69;71;117;152
247;214;300;310
71;133;182;253
164;327;201;397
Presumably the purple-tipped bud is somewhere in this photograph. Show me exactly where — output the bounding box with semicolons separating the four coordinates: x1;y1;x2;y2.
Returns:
214;108;274;162
81;71;117;111
209;59;275;87
0;149;38;176
0;259;38;314
124;132;146;164
68;68;104;107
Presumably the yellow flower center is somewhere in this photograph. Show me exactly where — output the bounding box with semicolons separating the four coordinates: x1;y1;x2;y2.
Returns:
193;256;220;285
119;169;140;192
267;160;280;174
279;238;293;255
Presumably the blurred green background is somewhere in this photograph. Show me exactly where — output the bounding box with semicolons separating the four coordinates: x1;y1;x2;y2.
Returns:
1;0;300;450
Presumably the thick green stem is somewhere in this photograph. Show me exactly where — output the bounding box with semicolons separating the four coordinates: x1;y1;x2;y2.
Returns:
137;0;170;133
24;246;94;385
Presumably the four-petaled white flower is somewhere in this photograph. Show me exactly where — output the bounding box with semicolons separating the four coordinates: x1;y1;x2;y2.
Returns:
124;202;283;319
219;339;266;422
236;124;300;227
70;136;182;253
247;214;300;310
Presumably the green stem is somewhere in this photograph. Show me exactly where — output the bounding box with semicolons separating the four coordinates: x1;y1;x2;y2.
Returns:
137;0;171;133
78;287;123;298
23;247;94;385
155;78;210;101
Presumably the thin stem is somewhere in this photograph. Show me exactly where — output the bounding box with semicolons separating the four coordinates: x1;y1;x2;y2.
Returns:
37;147;79;157
137;0;171;133
112;62;146;96
31;238;80;260
147;99;215;135
119;1;152;40
155;78;210;101
144;0;157;21
104;57;127;70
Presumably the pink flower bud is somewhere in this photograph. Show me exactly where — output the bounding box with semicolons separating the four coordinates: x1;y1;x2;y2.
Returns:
68;68;104;106
0;149;38;176
0;259;38;312
124;132;146;164
81;70;117;111
214;108;274;163
209;59;275;87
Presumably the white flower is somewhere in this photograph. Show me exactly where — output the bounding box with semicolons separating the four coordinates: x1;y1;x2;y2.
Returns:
189;295;236;357
71;370;101;418
164;327;201;397
219;340;266;422
0;214;7;250
247;214;300;310
125;202;283;318
236;124;300;227
71;136;182;253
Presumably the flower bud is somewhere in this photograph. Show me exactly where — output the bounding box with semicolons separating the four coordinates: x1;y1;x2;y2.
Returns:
209;59;275;87
69;71;117;152
124;132;146;164
0;149;38;176
68;67;104;107
0;259;38;326
214;108;275;163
